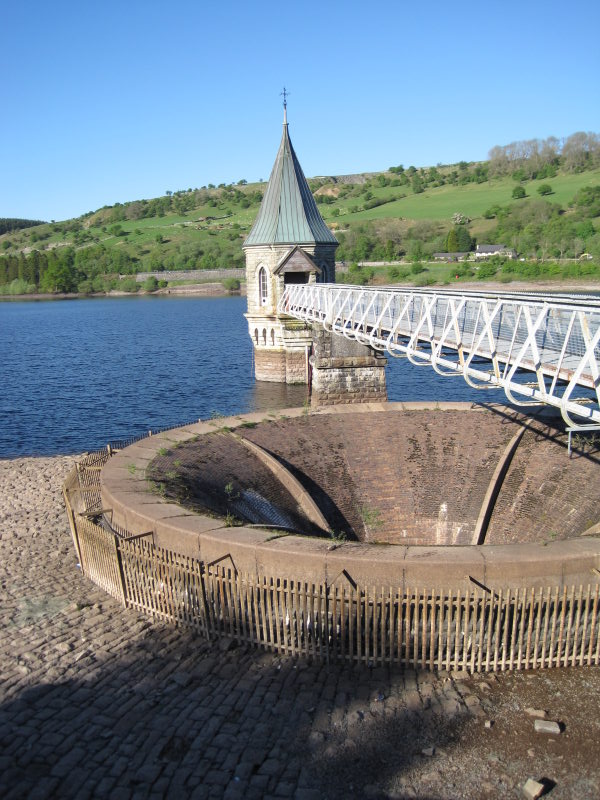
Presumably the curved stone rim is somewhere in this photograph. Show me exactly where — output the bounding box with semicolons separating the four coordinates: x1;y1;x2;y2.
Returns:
100;402;600;592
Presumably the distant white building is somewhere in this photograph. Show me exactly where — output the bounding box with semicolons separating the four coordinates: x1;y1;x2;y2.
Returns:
475;244;517;260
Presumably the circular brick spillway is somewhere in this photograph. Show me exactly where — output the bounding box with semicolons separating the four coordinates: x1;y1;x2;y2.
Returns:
99;402;600;592
146;405;600;548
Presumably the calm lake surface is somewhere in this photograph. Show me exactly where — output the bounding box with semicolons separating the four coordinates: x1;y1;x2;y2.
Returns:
0;296;506;457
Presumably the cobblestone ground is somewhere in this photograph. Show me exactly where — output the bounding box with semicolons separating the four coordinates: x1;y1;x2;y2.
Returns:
1;456;599;799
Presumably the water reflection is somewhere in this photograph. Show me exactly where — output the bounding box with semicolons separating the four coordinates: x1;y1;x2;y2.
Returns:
249;380;309;412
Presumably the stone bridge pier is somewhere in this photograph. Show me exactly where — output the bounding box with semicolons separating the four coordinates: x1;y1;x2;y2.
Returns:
310;324;387;406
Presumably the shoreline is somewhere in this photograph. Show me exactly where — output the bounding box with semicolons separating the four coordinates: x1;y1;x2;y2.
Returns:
1;277;598;302
0;282;245;302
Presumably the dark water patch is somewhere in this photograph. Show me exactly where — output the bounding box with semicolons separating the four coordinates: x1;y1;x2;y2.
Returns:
0;295;507;458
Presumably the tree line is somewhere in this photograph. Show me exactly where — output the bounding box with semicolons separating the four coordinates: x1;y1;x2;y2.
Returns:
0;218;47;235
488;132;600;180
0;236;245;294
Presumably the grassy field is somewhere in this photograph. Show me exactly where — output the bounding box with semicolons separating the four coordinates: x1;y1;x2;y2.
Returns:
321;168;600;223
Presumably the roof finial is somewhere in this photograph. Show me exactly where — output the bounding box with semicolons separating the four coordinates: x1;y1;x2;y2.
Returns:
280;86;290;125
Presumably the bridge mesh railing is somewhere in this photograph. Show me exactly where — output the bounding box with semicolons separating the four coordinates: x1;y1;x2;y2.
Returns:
63;451;600;671
280;284;600;425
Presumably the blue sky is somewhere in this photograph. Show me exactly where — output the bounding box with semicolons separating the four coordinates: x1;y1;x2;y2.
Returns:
2;0;599;221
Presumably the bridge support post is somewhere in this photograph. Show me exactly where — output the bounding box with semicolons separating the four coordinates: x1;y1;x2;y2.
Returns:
310;326;387;407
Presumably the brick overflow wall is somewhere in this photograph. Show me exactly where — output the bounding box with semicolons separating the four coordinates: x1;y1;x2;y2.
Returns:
242;409;599;546
136;409;600;547
485;423;600;544
245;410;513;544
147;435;324;536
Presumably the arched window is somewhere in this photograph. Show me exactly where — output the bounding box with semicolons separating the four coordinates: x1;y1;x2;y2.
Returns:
270;329;275;346
262;328;267;345
254;328;258;345
258;267;268;306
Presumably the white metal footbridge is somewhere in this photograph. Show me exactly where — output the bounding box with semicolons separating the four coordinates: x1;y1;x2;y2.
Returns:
279;284;600;426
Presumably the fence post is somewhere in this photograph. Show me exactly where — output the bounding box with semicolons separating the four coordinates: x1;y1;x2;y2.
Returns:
199;561;215;639
113;536;128;608
322;582;330;666
63;479;83;567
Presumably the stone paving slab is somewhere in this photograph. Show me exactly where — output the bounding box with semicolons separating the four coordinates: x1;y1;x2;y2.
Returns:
1;455;599;799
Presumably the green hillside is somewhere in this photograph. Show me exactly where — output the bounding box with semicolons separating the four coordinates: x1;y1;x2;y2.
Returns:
1;132;600;294
325;169;600;223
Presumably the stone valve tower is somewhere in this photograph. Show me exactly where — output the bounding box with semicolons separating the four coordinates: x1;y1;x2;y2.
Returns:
243;95;387;403
243;97;338;384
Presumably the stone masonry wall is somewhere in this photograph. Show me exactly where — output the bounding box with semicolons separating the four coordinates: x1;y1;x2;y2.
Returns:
248;319;312;383
254;349;286;382
310;327;387;406
286;350;308;384
244;246;282;317
243;243;336;316
311;361;387;406
134;268;245;283
253;349;308;384
244;245;336;384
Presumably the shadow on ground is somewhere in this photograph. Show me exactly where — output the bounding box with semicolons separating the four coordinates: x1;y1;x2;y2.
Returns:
0;618;477;800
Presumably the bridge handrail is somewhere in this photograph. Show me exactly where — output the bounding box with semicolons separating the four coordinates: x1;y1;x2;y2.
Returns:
285;282;600;311
278;283;600;426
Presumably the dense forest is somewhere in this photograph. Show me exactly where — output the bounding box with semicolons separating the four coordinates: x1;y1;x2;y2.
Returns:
1;132;599;295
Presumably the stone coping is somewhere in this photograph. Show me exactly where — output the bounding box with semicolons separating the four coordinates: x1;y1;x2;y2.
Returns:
100;402;600;592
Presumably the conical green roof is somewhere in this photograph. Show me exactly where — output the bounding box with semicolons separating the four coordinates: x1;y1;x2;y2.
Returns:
244;122;338;247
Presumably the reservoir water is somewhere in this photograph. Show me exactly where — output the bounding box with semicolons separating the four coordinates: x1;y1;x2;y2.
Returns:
0;295;506;458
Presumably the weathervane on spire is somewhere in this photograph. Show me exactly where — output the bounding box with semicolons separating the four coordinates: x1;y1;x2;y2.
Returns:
280;86;290;124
